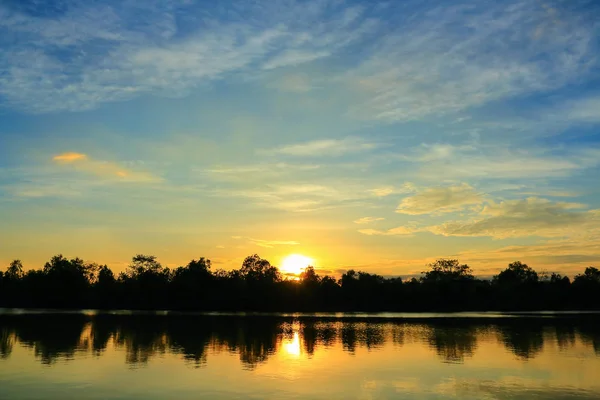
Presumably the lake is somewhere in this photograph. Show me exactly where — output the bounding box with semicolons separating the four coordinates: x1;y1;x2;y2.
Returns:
0;310;599;399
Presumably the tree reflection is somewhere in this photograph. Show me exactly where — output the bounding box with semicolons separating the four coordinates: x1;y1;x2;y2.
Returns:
497;321;545;360
114;319;169;365
426;323;478;363
0;328;13;359
341;323;357;354
7;315;88;364
579;324;600;355
554;325;577;351
0;314;599;367
232;319;279;369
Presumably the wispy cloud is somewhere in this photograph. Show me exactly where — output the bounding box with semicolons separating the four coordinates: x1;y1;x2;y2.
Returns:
52;152;161;183
202;162;320;182
427;197;598;239
0;0;378;113
232;236;300;248
369;187;395;197
263;50;331;70
209;176;381;212
403;144;600;181
354;217;384;224
53;152;88;162
358;226;417;236
564;95;600;123
266;137;379;157
396;183;484;215
345;0;599;121
368;183;415;197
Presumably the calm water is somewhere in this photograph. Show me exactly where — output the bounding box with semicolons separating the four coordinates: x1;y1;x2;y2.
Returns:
1;311;599;399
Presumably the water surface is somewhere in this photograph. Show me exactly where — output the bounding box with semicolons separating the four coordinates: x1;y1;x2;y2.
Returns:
0;311;599;399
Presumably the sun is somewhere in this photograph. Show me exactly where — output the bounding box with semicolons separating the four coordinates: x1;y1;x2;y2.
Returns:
281;254;313;276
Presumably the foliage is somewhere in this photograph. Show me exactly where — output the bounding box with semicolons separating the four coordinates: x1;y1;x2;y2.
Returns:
1;255;599;312
421;259;473;283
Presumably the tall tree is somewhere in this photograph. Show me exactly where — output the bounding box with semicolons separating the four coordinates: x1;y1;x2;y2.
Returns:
6;259;24;279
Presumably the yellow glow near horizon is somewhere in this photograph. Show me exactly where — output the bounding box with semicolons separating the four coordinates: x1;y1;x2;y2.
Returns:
280;254;313;275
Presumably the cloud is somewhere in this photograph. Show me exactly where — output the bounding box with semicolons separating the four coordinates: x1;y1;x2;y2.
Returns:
260;4;377;70
358;226;417;236
267;137;379;157
396;184;484;215
263;50;331;70
232;236;300;248
369;187;395;197
202;163;320;182
396;143;600;181
565;95;600;123
408;144;476;163
210;178;378;212
345;0;599;121
428;197;599;239
52;152;161;183
211;186;349;212
53;152;88;163
0;0;378;113
368;183;415;197
354;217;384;224
5;182;84;199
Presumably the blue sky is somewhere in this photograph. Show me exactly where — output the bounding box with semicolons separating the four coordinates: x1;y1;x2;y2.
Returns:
1;0;600;277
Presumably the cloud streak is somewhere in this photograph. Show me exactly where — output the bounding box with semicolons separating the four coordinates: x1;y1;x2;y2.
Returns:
52;152;161;183
53;152;88;162
266;137;379;157
232;236;300;248
396;184;484;215
358;226;417;236
354;217;384;224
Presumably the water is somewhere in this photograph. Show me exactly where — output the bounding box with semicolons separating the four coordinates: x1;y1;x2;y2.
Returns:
0;311;599;399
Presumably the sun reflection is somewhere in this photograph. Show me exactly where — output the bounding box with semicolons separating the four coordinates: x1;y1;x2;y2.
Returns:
283;332;301;357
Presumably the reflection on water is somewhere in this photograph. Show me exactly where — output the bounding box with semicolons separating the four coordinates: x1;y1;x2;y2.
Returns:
1;313;599;399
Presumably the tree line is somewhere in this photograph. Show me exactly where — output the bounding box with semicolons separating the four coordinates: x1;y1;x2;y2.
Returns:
0;254;599;311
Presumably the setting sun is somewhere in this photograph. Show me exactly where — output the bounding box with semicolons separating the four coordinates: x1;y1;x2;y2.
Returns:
281;254;313;276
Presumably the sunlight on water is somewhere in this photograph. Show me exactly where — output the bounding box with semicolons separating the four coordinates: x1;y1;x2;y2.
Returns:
1;312;599;399
283;331;302;357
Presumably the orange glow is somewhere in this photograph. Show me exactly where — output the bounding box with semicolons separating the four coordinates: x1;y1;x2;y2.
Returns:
280;254;313;276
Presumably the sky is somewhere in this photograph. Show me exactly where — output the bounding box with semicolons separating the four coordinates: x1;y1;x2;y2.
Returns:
1;0;600;278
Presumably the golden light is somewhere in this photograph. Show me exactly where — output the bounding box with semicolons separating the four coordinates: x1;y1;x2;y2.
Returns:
280;254;313;276
283;332;301;357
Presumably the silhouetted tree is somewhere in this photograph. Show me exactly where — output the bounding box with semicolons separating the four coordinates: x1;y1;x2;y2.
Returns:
6;260;24;279
422;259;474;283
121;255;171;309
240;254;281;284
420;259;477;311
492;261;541;310
572;267;600;309
495;261;539;285
39;255;96;307
171;258;213;310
